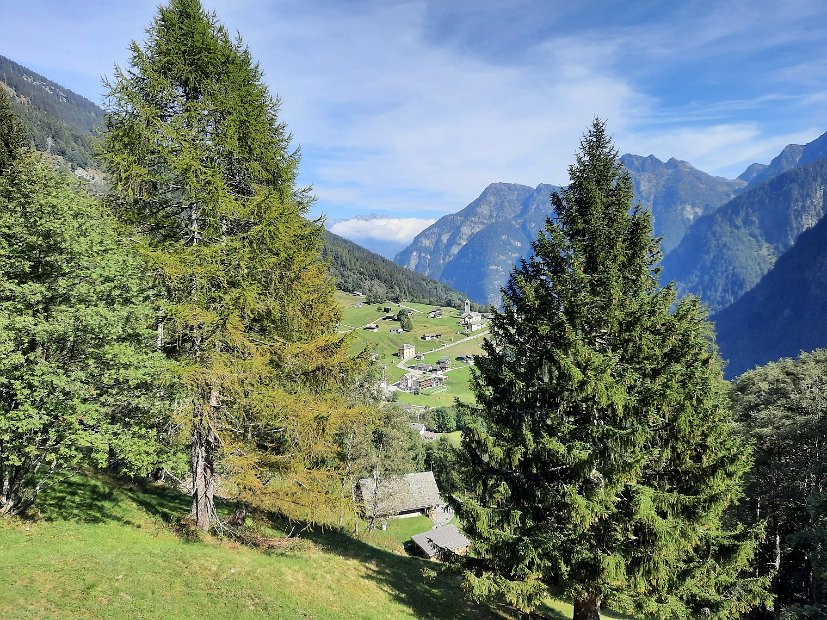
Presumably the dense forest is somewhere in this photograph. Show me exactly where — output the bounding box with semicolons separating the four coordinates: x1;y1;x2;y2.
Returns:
0;54;102;169
324;230;481;309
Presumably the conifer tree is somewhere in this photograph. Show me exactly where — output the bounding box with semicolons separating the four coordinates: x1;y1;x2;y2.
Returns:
733;350;827;617
100;0;366;529
454;119;766;619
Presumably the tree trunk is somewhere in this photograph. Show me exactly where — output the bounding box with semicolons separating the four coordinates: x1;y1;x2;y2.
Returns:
189;414;218;530
573;593;601;620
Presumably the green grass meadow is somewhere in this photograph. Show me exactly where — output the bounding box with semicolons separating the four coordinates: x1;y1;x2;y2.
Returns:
336;292;485;408
0;476;503;620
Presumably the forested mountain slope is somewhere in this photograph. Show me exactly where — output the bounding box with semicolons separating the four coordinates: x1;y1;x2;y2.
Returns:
715;212;827;378
0;55;102;169
661;158;827;312
324;231;475;307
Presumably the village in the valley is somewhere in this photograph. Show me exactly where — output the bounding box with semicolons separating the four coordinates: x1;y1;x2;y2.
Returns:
336;292;491;410
335;292;490;555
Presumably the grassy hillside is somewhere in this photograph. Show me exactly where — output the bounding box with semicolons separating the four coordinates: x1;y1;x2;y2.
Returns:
0;476;498;620
0;474;633;619
337;292;485;407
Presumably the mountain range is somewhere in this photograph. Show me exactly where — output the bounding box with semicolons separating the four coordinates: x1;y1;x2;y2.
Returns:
394;130;827;375
661;156;827;311
396;152;753;306
4;54;827;378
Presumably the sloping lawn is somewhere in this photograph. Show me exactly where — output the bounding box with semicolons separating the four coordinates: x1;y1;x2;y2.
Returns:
0;476;507;620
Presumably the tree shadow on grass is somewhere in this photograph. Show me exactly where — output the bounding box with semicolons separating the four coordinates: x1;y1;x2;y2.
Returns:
258;515;513;620
119;480;192;524
34;474;134;524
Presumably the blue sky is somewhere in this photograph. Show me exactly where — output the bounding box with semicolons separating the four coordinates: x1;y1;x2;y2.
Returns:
4;0;827;246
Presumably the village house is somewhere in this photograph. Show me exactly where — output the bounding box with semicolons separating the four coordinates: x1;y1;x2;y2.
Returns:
427;307;443;319
358;471;443;519
398;343;416;360
437;357;450;370
363;323;379;331
461;313;483;332
410;524;471;560
421;333;442;341
398;373;446;392
409;422;437;441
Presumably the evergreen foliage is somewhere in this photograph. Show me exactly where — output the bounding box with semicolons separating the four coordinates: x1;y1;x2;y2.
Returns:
0;55;103;169
425;437;462;497
0;150;169;516
324;231;475;309
454;119;765;619
732;350;827;618
0;89;26;174
100;0;370;529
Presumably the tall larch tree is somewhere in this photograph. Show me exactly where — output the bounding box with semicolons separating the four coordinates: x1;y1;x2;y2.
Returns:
100;0;365;530
454;119;767;619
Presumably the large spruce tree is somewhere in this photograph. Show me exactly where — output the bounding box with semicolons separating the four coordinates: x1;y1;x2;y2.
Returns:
100;0;364;529
455;120;766;619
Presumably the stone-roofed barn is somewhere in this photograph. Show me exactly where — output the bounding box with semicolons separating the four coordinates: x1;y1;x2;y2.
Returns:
410;524;471;559
358;471;443;519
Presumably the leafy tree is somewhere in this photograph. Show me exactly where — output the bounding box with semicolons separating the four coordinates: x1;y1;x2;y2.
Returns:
336;405;424;532
425;406;459;433
100;0;366;529
0;150;170;516
400;313;414;332
732;350;827;618
454;119;765;619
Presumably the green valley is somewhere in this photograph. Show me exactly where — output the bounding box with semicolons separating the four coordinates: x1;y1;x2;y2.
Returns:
336;292;486;408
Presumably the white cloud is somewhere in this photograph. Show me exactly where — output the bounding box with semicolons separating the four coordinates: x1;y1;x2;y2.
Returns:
4;0;827;221
627;124;823;179
329;217;437;244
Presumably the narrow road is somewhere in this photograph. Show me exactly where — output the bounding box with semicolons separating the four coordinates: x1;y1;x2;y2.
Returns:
396;330;488;372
